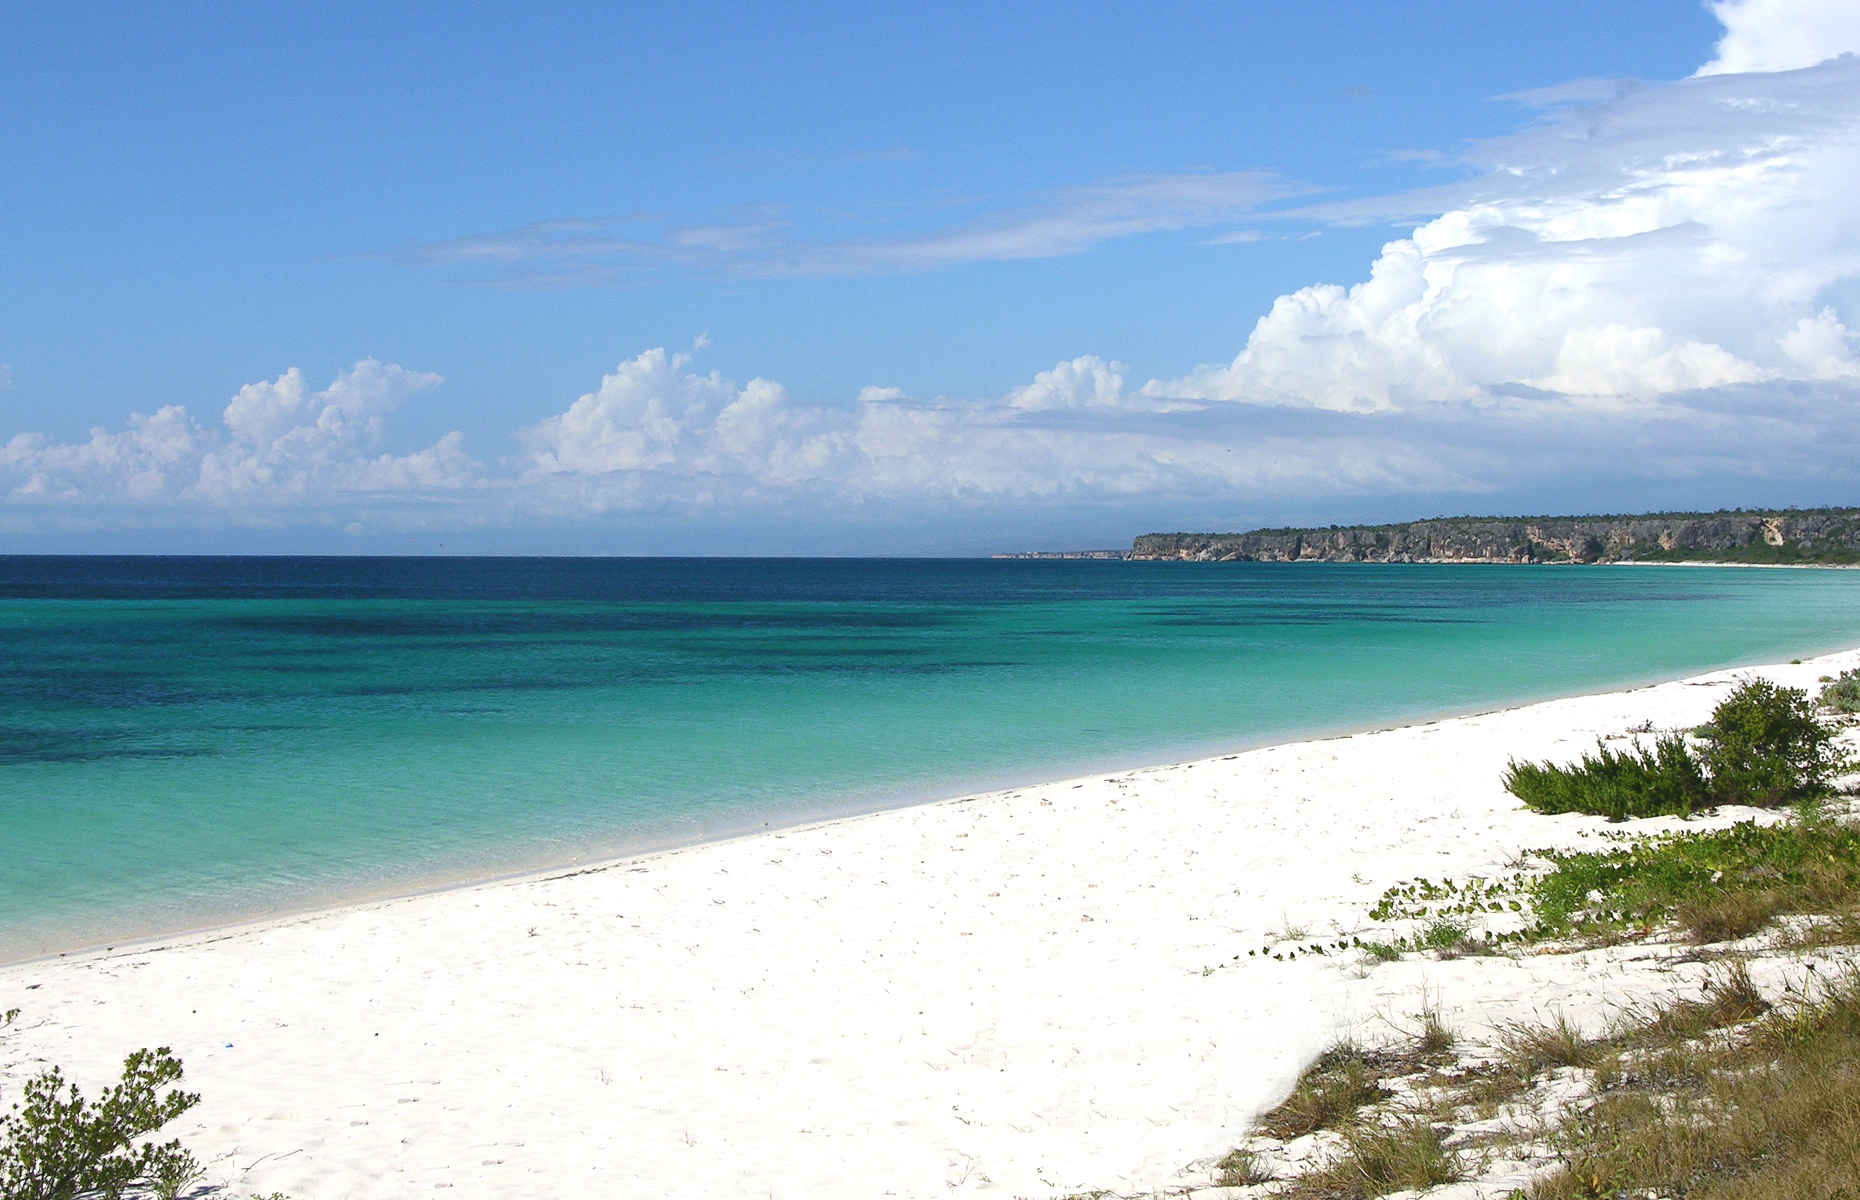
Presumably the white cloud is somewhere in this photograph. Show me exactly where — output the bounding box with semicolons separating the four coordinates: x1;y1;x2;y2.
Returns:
1148;49;1860;417
2;361;472;510
1003;357;1130;412
1697;0;1860;76
4;406;207;503
792;172;1290;275
9;4;1860;547
507;348;1478;520
413;171;1295;283
1780;307;1860;377
198;359;456;500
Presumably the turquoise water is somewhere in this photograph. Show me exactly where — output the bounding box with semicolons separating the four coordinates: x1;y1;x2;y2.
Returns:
3;556;1858;962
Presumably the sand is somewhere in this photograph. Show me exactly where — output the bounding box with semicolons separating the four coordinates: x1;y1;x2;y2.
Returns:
4;648;1858;1198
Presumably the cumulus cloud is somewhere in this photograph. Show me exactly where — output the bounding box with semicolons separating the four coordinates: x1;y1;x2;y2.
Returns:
1003;357;1130;412
1697;0;1860;75
1148;47;1860;417
4;406;207;504
2;361;473;511
505;347;1476;520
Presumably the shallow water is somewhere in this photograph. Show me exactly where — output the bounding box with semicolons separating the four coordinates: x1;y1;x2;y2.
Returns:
3;556;1857;961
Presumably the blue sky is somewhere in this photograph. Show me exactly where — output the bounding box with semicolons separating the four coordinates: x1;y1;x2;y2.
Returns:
4;0;1859;553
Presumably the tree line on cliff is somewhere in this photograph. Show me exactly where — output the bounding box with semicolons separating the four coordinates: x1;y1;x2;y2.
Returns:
1129;507;1860;564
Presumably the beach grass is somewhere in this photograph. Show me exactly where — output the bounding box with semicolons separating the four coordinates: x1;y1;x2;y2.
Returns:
1286;1116;1462;1198
1191;809;1860;1197
1180;684;1860;1200
1526;965;1860;1200
1208;940;1860;1199
1256;1042;1394;1140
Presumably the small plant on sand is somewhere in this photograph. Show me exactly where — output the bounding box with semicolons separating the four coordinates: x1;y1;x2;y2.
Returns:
1297;1117;1462;1198
1362;806;1860;953
0;1015;202;1200
1817;667;1860;715
1415;1003;1457;1057
1259;1041;1391;1138
1528;813;1860;944
1500;1012;1600;1074
1214;1145;1274;1186
1636;962;1770;1043
1416;915;1476;956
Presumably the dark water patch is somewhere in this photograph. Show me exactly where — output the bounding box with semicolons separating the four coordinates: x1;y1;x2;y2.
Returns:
674;639;931;659
0;556;1090;605
0;672;249;710
328;676;606;699
204;606;964;641
1145;613;1473;627
0;727;222;766
19;745;224;765
1130;602;1467;621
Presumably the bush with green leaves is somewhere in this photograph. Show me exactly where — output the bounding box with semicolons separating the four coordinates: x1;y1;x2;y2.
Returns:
1505;733;1708;820
1697;678;1849;806
1;1008;202;1200
1506;679;1850;820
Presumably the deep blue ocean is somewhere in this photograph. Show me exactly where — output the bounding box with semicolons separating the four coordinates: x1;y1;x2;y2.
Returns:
4;555;1858;962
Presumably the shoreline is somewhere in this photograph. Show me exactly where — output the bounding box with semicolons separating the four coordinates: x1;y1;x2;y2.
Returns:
4;646;1859;1197
14;627;1860;972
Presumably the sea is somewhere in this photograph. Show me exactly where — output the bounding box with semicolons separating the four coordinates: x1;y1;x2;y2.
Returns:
4;555;1858;963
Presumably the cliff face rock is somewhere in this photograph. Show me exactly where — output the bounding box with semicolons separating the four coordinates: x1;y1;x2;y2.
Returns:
1130;509;1860;564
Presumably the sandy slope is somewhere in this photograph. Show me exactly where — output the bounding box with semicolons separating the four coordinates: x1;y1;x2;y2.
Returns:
4;649;1856;1199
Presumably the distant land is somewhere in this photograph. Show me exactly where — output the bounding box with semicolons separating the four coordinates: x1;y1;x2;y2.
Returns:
1127;507;1860;564
995;507;1860;564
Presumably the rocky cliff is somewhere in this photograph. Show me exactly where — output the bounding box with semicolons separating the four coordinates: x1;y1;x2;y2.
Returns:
1130;509;1860;564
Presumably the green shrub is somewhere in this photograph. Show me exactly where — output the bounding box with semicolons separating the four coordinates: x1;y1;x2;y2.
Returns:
1697;679;1849;806
1505;734;1708;820
1820;668;1860;715
1508;680;1849;820
0;1036;201;1200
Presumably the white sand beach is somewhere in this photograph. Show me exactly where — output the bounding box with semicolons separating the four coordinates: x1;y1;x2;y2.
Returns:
4;649;1858;1199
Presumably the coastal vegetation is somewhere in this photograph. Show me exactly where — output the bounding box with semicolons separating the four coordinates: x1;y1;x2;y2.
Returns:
1212;959;1860;1200
1159;672;1860;1199
1503;679;1849;819
0;1012;201;1200
1501;734;1706;821
1697;678;1850;806
1180;805;1860;1198
1821;667;1860;714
